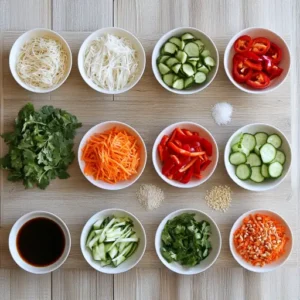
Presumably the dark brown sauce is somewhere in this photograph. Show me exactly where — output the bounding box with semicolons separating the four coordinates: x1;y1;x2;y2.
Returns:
17;217;65;267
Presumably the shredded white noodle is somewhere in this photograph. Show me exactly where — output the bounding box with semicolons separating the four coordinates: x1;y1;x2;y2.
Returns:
84;34;139;91
16;36;68;89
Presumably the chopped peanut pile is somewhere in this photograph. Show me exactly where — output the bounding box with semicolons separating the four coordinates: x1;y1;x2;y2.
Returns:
233;214;288;267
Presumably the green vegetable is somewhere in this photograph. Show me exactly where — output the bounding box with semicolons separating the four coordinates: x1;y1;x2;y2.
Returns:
160;213;212;267
86;216;139;267
0;103;81;189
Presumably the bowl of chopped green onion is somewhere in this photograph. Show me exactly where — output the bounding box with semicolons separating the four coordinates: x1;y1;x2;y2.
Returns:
155;209;221;275
80;209;146;274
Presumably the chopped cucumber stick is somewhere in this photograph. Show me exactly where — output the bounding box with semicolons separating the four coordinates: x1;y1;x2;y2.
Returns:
255;132;268;147
246;153;262;167
163;74;175;87
267;134;282;149
172;79;184;90
241;134;256;153
271;150;286;165
260;143;276;163
236;164;251;180
261;164;270;178
158;63;170;75
184;42;200;57
268;162;283;178
229;152;246;165
194;72;206;84
250;166;265;183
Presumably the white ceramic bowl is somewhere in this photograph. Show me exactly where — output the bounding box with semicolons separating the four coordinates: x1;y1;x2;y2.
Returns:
152;122;218;188
152;27;219;95
78;121;147;190
78;27;146;94
224;27;290;94
155;209;221;275
9;211;71;274
229;209;293;273
224;123;291;192
80;209;146;274
9;28;72;93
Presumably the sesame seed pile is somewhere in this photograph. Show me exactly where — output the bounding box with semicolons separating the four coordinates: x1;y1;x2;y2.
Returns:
136;184;165;211
205;185;232;212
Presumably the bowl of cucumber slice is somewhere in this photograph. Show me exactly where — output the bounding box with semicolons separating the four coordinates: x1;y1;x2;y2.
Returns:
152;27;219;94
224;123;291;191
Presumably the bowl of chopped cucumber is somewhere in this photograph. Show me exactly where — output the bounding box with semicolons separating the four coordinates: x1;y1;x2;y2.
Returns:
152;27;219;94
224;123;291;191
80;209;146;274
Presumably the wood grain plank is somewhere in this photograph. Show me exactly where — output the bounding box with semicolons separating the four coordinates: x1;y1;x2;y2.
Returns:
136;268;160;300
1;0;51;31
0;269;10;300
114;269;137;300
10;270;51;300
53;0;113;31
96;272;114;300
160;269;177;300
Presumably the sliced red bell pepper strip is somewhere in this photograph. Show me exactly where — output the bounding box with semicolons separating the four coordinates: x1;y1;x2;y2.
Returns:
162;157;175;176
159;135;169;147
240;51;262;61
169;142;205;157
158;145;164;162
193;132;199;136
193;158;201;176
168;129;177;144
234;35;252;53
266;42;282;64
170;154;180;165
268;65;283;80
180;165;194;184
246;71;270;89
173;171;184;181
179;157;198;173
176;128;202;144
174;139;182;148
200;138;213;156
244;59;263;71
251;37;271;55
182;129;193;136
200;160;212;171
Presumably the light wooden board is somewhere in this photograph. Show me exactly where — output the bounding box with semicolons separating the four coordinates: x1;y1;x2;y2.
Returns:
0;0;299;299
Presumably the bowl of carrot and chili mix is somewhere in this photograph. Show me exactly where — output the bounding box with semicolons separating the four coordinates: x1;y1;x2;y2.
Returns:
152;122;218;188
78;121;147;190
224;27;290;94
229;209;293;273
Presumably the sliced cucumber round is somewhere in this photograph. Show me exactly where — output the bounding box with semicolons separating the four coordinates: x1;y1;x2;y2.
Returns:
246;153;262;167
158;63;170;75
255;132;268;147
172;78;184;90
267;134;282;149
184;77;194;89
182;64;195;77
184;42;200;57
271;150;286;165
204;56;215;67
163;42;178;55
163;74;175;87
260;143;276;163
230;152;247;165
175;50;188;63
250;166;265;183
168;37;181;48
181;33;195;41
241;134;256;153
261;164;270;178
268;162;283;178
236;164;251;180
166;57;180;68
194;72;206;84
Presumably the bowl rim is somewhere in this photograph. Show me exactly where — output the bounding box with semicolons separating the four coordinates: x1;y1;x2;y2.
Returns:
155;208;222;275
229;208;293;273
80;208;147;274
152;121;219;188
224;122;292;192
8;210;71;274
78;120;147;190
9;28;73;94
77;26;146;95
151;26;219;95
223;26;291;94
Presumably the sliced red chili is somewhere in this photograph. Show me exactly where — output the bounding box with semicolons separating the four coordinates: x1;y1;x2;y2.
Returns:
159;135;169;147
179;157;198;173
234;35;252;53
200;138;213;156
246;71;270;89
174;139;182;148
244;59;263;71
268;65;283;80
232;59;253;83
180;165;194;184
251;37;271;55
158;145;164;162
182;129;193;136
170;154;181;165
266;42;282;64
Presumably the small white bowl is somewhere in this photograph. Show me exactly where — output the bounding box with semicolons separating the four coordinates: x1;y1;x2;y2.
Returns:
80;209;146;274
229;209;293;273
78;121;147;190
152;122;218;188
9;28;72;93
224;123;291;192
155;209;222;275
224;27;290;94
9;211;71;274
78;27;146;94
152;27;219;95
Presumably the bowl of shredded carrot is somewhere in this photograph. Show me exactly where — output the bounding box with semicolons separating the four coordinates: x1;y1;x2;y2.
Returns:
78;121;147;190
229;209;293;272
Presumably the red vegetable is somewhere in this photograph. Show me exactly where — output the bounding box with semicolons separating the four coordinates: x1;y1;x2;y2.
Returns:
232;58;253;83
168;142;205;157
246;71;270;89
180;164;194;184
160;135;169;147
200;138;213;156
234;35;252;52
266;42;282;64
244;59;263;71
200;160;212;171
251;37;271;55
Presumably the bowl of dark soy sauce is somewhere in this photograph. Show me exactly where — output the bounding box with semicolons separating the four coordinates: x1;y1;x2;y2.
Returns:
9;211;71;274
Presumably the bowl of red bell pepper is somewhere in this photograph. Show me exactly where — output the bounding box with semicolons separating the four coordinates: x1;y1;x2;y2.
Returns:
224;27;290;94
152;122;219;188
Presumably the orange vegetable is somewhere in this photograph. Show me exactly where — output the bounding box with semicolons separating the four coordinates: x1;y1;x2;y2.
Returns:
233;214;288;267
81;127;140;184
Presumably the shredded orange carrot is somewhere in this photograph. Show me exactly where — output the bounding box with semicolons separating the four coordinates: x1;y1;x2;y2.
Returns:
233;214;289;267
81;127;140;184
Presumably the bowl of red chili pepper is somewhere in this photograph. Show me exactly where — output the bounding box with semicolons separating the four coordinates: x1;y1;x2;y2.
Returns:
229;209;293;272
152;122;218;188
224;27;290;94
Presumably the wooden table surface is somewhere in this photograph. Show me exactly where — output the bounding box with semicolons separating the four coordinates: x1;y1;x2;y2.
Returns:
0;1;299;299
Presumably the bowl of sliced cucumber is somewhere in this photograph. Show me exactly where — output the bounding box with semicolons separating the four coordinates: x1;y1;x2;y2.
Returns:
224;123;291;191
152;27;219;94
80;209;146;274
